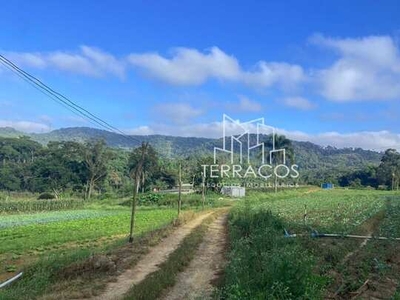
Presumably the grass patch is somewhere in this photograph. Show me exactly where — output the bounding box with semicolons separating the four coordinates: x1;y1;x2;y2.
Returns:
217;206;327;299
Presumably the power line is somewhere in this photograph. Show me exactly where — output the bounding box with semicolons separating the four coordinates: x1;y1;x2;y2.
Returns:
0;60;103;130
0;54;142;145
0;55;116;132
0;55;130;137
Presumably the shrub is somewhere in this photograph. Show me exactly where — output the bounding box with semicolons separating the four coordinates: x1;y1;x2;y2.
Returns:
37;192;55;200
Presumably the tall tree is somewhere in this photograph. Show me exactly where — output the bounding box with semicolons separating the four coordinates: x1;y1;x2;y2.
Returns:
83;140;111;199
377;149;400;190
262;134;295;192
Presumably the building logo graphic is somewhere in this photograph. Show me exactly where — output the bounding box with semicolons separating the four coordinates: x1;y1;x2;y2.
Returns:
214;114;286;165
202;114;299;182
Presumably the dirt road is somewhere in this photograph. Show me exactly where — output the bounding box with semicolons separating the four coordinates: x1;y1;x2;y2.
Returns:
160;213;228;300
90;211;215;300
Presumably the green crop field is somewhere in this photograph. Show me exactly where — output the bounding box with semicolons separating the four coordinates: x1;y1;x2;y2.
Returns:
0;208;177;255
0;206;178;289
2;189;400;300
218;189;400;299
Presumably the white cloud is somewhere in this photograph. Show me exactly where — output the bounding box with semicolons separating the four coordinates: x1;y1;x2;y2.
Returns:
278;128;400;151
126;126;155;135
310;34;400;101
128;46;305;88
128;47;240;85
0;120;51;133
153;103;203;124
281;97;315;110
3;46;126;78
238;96;262;112
126;121;400;151
3;36;400;102
242;62;305;89
226;95;262;112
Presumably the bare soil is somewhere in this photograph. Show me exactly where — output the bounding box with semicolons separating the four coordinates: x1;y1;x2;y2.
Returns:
160;213;228;300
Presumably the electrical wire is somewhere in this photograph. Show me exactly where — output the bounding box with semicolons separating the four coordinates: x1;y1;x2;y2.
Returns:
0;54;142;145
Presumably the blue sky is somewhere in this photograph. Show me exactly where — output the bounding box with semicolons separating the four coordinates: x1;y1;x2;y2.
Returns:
1;0;400;150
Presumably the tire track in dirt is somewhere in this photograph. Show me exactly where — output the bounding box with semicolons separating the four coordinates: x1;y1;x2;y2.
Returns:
160;213;228;300
87;211;216;300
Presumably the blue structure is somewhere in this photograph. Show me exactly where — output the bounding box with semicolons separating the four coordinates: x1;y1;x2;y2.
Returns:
321;183;334;189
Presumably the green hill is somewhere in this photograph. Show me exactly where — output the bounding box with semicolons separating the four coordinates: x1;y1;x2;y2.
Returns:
0;127;383;179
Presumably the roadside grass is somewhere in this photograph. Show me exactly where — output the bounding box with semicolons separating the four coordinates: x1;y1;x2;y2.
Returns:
122;212;220;300
217;207;327;299
0;210;200;300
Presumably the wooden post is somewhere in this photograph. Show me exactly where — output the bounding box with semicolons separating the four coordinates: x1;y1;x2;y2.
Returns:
178;163;182;216
201;171;205;210
128;173;140;243
128;142;148;243
303;204;307;227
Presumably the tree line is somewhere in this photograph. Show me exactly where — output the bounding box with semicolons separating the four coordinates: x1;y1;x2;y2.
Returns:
0;136;399;196
0;137;179;199
0;136;221;199
338;149;400;190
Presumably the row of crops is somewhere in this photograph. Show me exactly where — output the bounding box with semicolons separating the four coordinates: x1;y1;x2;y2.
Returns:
257;189;387;233
0;209;130;229
218;189;400;299
0;208;177;254
0;198;85;213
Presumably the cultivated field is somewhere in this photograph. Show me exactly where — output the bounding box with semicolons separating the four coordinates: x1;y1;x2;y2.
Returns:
219;189;400;299
1;189;400;299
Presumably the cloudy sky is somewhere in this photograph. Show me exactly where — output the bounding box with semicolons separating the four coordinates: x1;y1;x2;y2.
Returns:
1;0;400;150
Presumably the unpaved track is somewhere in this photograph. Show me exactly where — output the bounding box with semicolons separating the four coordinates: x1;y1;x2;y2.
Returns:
89;211;215;300
160;213;228;300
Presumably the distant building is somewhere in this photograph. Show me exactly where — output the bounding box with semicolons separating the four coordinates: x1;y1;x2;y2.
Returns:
321;183;334;189
221;186;245;198
159;183;194;194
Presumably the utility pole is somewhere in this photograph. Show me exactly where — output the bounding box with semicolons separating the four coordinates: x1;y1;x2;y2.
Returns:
201;171;206;210
129;142;148;243
141;171;145;193
178;163;182;216
392;172;395;191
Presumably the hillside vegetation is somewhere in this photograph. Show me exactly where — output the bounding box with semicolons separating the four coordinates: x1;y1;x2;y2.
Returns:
0;126;383;187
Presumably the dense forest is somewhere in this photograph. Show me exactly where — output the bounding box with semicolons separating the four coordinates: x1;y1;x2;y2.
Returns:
0;127;399;197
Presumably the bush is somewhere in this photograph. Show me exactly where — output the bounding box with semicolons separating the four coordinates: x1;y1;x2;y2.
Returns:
139;193;163;206
37;192;55;200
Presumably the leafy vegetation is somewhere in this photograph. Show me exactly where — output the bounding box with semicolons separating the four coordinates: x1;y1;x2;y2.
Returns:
0;208;176;255
0;128;386;189
218;189;400;299
0;198;85;213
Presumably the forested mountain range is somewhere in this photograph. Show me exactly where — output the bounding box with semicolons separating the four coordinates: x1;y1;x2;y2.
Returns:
0;126;383;175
